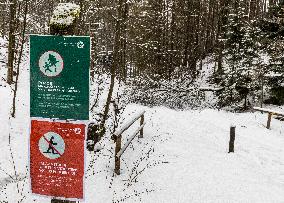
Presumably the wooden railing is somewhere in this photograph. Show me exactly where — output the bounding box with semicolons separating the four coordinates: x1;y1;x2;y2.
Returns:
112;110;146;175
253;107;284;129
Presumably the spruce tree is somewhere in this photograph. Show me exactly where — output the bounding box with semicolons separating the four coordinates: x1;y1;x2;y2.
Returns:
217;0;261;109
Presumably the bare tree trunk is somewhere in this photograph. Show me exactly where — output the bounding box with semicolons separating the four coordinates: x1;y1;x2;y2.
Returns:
0;3;6;37
216;0;230;73
168;0;176;80
183;0;191;69
11;0;28;118
101;0;125;128
7;0;17;85
116;0;129;80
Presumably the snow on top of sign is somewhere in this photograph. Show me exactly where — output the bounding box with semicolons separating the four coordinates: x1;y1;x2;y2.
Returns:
50;3;80;26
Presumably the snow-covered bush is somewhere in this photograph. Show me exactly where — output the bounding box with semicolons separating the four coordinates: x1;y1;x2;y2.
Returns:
124;75;204;109
90;73;129;134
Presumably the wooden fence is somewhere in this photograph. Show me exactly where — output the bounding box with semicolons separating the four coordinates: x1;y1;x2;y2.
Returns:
112;110;146;175
253;107;284;129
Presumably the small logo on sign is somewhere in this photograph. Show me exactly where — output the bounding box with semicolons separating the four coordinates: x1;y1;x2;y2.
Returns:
77;41;84;49
39;51;64;77
38;132;65;159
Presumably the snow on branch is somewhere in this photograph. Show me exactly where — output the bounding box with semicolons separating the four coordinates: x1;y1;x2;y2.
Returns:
199;86;224;91
145;74;223;92
145;74;195;93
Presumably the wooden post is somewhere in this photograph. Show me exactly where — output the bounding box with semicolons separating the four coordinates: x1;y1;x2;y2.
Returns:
51;200;76;203
50;3;80;203
139;114;144;138
260;74;264;108
229;126;235;153
115;135;122;175
267;113;272;129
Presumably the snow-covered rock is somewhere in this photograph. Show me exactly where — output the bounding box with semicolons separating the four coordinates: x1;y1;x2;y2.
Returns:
50;3;80;28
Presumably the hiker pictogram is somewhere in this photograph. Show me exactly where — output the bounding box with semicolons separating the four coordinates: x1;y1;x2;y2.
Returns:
44;54;59;73
38;132;65;159
39;51;63;77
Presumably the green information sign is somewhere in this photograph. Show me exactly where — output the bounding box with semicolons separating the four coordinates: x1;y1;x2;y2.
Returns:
30;35;90;120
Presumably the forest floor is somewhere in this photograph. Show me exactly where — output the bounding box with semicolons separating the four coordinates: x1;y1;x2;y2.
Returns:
0;38;284;203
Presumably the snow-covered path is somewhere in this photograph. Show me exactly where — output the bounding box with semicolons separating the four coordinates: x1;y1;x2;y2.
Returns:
126;106;284;203
1;96;284;203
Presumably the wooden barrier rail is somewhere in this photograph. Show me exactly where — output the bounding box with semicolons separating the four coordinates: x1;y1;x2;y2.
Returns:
112;110;146;175
253;107;284;129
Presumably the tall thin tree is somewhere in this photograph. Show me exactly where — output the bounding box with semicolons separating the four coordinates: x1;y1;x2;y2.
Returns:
7;0;17;85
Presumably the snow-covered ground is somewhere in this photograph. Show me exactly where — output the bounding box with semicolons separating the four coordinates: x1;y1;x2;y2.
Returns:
0;38;284;202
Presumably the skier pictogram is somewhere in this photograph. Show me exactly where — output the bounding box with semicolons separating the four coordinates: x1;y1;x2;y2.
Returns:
38;132;65;159
38;51;63;77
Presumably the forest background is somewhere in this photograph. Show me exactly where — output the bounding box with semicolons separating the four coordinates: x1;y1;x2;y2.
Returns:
1;2;284;202
1;0;284;114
